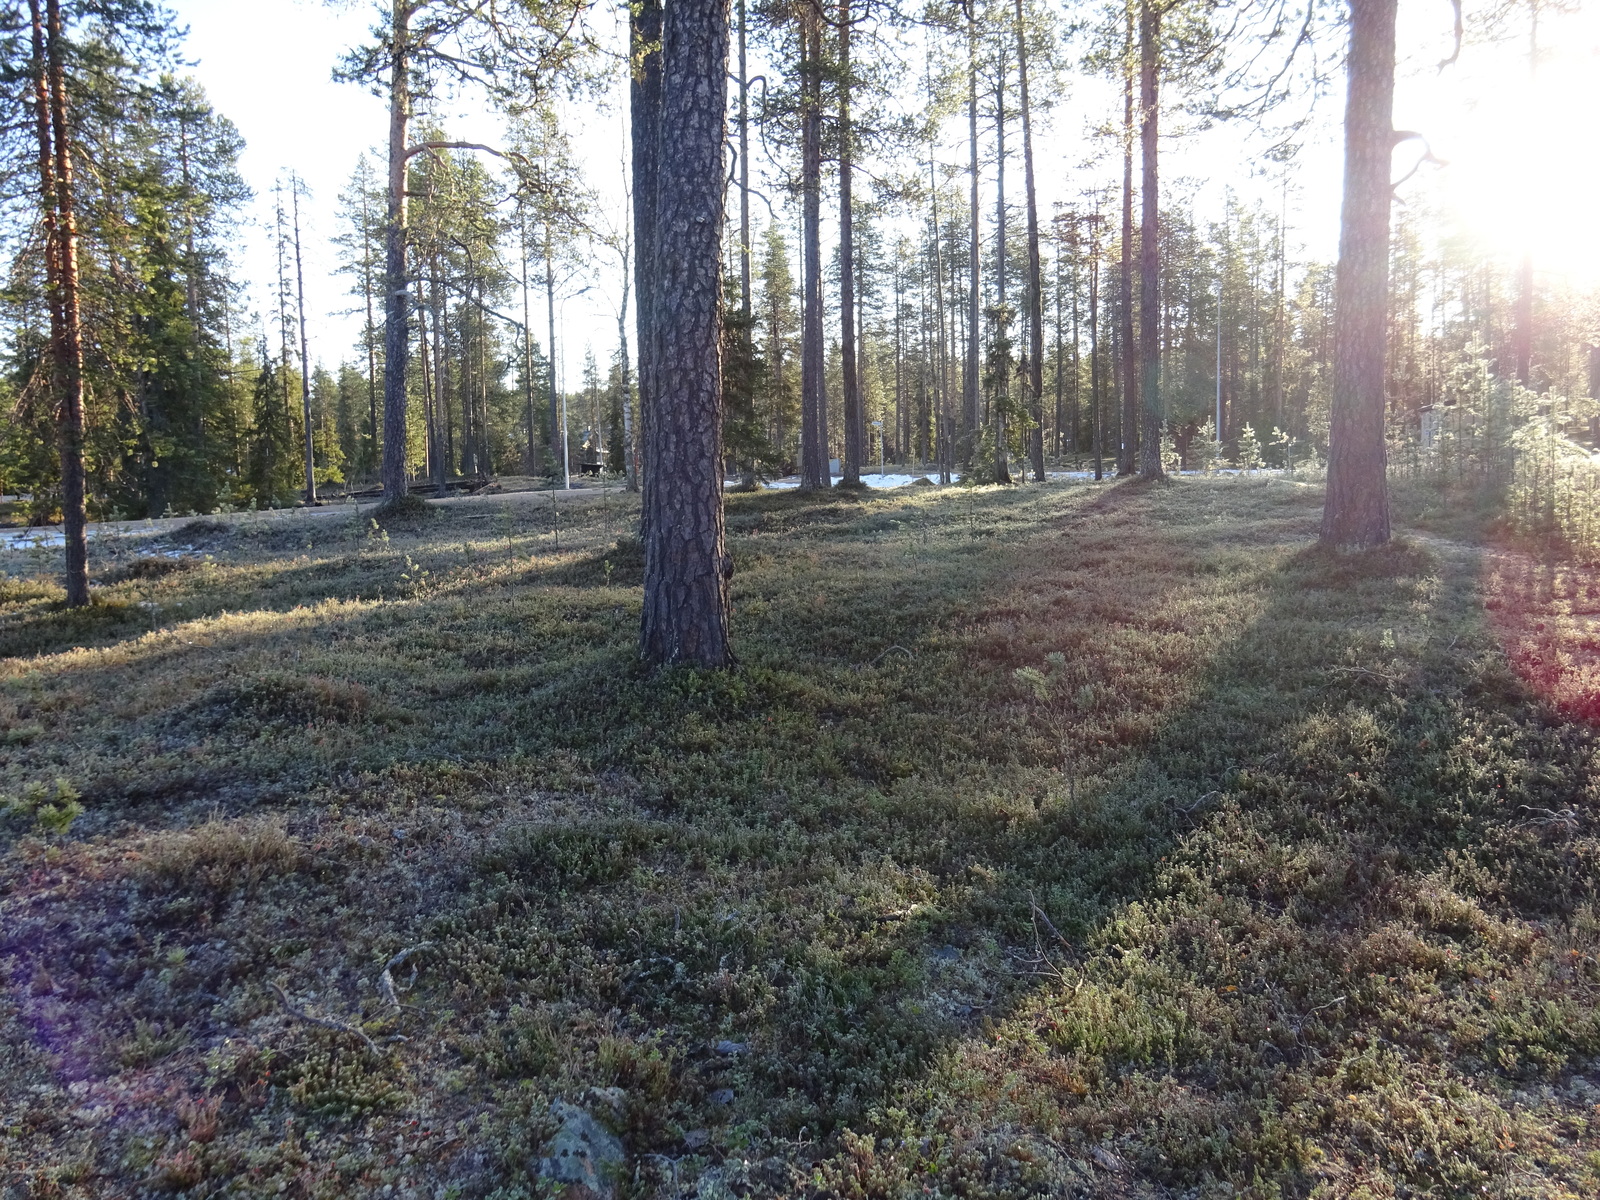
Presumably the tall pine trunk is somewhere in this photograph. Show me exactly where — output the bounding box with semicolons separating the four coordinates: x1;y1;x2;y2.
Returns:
631;0;662;513
545;223;566;487
839;0;862;486
36;0;88;604
414;273;435;481
379;0;413;507
1320;0;1396;548
993;51;1010;484
363;187;379;474
800;9;829;489
1090;214;1104;481
638;0;732;668
737;0;752;337
1117;3;1137;476
734;0;757;489
964;10;981;469
618;228;637;491
1015;0;1044;482
520;211;537;472
1137;0;1164;479
292;180;317;502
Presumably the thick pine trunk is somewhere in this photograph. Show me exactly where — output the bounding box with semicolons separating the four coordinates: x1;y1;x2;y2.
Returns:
43;0;87;604
1137;0;1164;479
799;13;829;489
378;0;412;507
839;0;862;486
1118;6;1137;477
1016;0;1045;483
631;0;662;510
1320;0;1395;548
638;0;732;669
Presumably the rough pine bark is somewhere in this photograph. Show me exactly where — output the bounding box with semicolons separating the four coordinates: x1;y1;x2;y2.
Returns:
799;10;829;489
42;0;88;604
378;0;413;507
838;0;862;486
638;0;733;668
1320;0;1396;548
1137;0;1164;479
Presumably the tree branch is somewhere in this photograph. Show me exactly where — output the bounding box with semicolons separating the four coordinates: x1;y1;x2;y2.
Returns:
1438;0;1464;71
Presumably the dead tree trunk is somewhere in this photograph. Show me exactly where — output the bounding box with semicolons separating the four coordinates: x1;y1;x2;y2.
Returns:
638;0;733;668
1320;0;1396;548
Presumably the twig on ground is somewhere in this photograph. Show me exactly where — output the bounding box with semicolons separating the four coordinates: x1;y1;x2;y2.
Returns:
378;942;435;1011
1515;806;1581;835
268;980;379;1054
867;645;914;668
1029;893;1071;951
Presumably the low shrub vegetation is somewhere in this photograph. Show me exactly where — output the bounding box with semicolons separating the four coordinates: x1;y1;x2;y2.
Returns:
2;478;1598;1198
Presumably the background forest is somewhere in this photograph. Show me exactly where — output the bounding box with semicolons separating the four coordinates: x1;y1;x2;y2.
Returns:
0;0;1593;536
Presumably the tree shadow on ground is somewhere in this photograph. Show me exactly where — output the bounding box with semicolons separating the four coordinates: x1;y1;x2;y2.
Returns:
7;479;1595;1198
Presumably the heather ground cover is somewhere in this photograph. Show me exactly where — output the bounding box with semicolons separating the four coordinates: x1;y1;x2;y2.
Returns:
3;476;1598;1199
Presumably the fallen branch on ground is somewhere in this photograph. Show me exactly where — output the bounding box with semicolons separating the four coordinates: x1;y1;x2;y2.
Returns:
379;942;435;1011
268;980;379;1054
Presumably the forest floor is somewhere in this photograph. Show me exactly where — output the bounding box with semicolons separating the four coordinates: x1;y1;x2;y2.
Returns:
3;474;1600;1200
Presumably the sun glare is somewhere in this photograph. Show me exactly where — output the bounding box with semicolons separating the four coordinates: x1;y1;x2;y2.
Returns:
1411;6;1600;284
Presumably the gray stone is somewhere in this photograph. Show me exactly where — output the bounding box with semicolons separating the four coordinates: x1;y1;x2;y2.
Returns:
538;1100;626;1197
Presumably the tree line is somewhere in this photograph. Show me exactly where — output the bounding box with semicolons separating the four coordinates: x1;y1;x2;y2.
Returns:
0;0;1590;665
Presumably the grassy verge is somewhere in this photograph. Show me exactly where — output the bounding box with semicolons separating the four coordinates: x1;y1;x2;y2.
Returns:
2;476;1598;1199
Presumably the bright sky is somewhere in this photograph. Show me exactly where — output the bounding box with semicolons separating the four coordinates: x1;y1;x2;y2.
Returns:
162;0;1598;388
1393;0;1600;290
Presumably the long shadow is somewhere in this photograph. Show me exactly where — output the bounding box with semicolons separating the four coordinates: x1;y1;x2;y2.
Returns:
780;513;1600;1194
